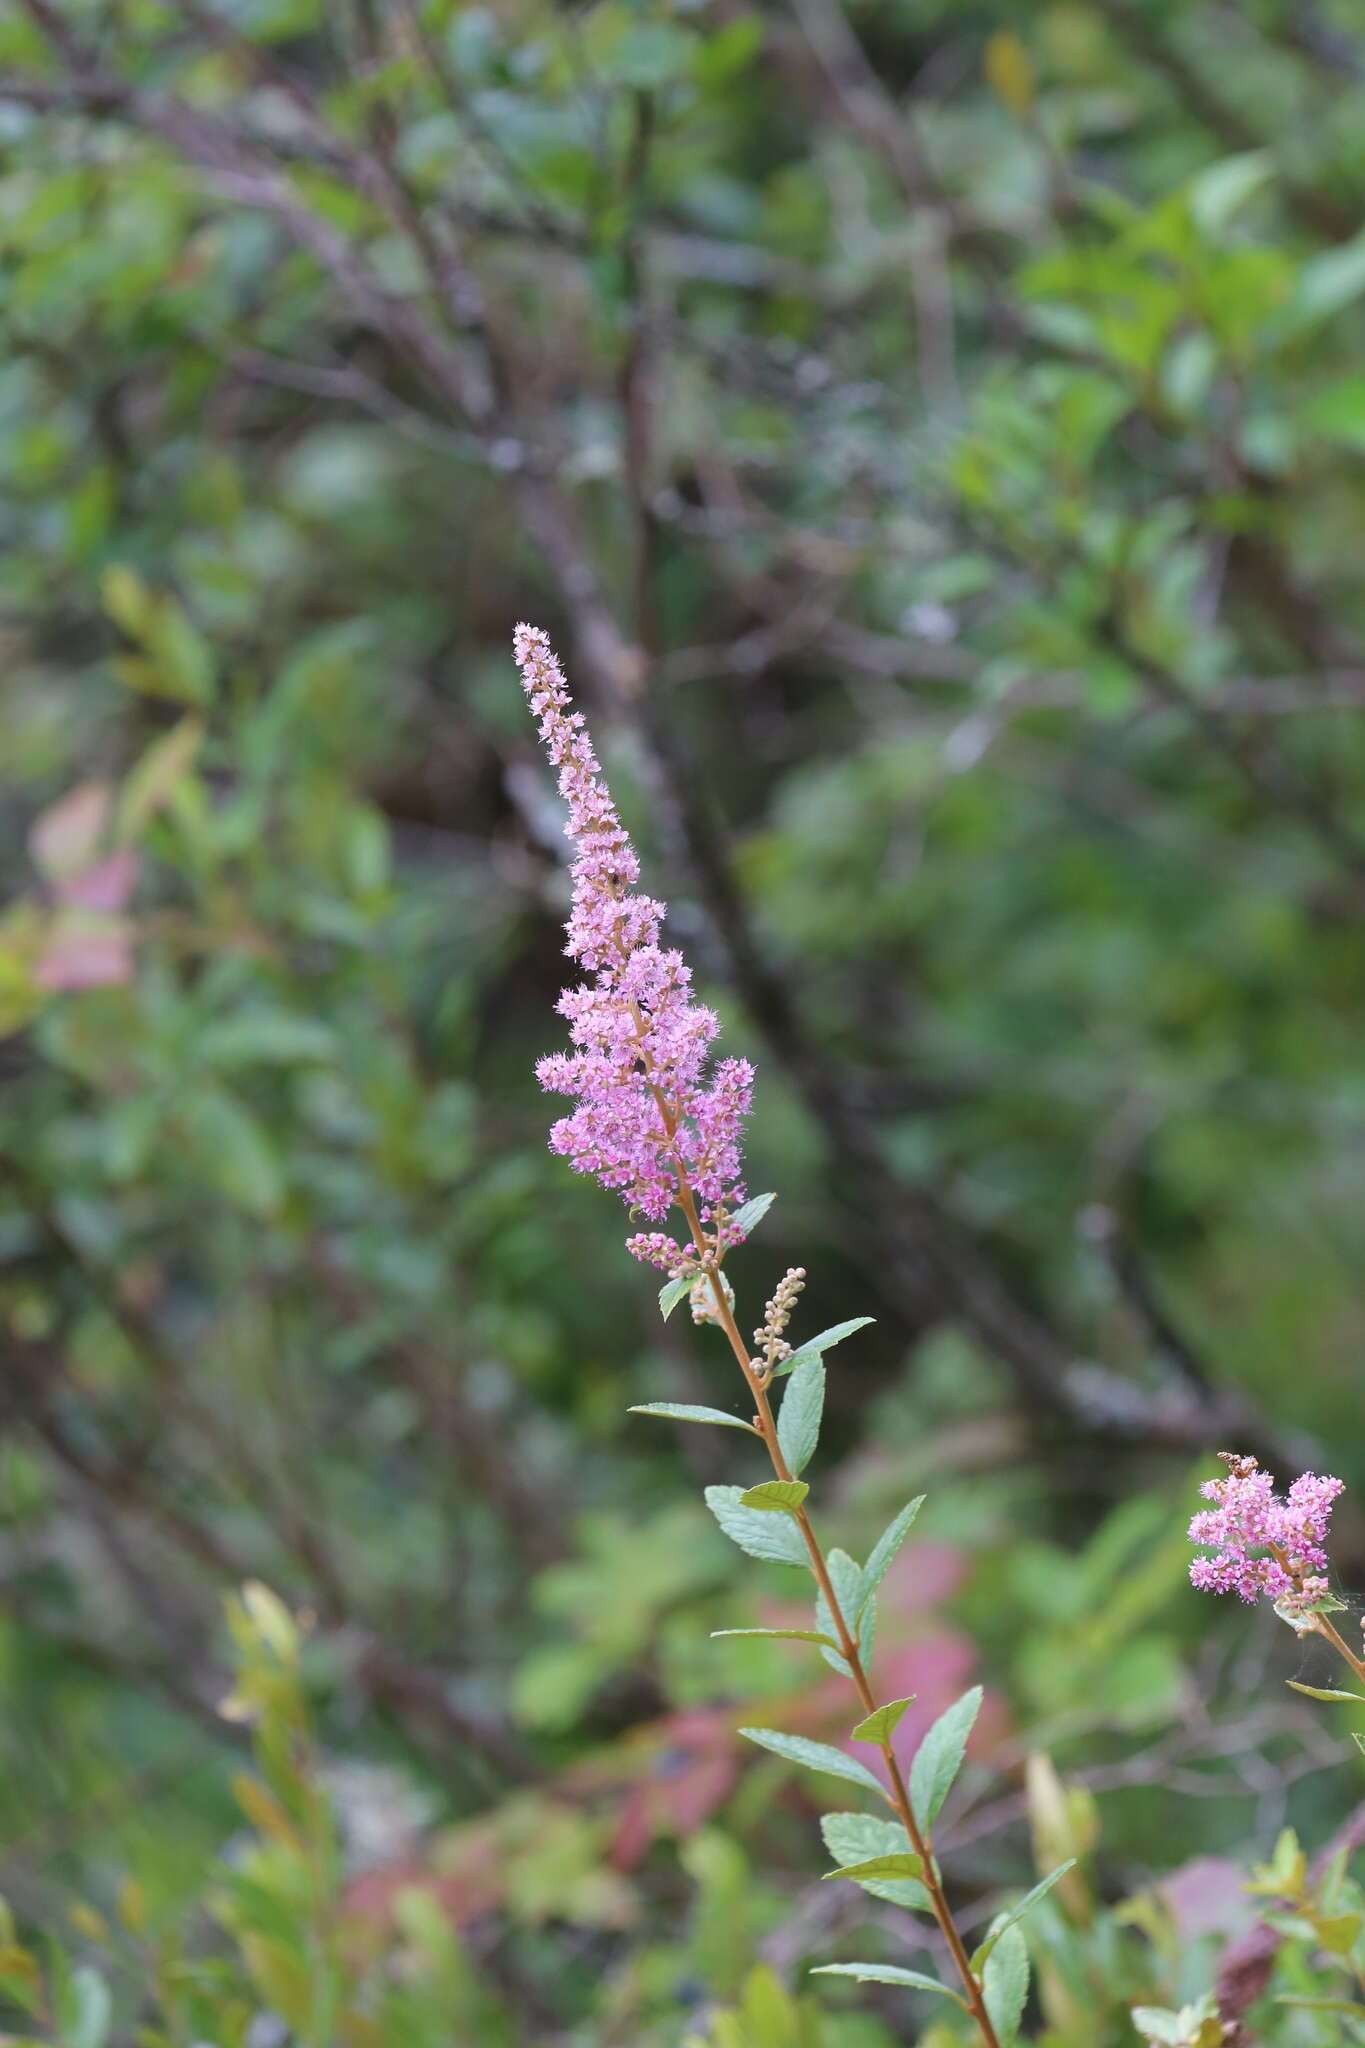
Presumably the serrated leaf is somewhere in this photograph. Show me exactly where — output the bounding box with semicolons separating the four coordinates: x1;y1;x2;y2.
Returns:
852;1697;914;1745
1286;1681;1365;1703
773;1317;874;1378
729;1191;776;1237
810;1964;963;2005
982;1922;1029;2043
971;1862;1077;1970
909;1686;982;1834
710;1627;839;1647
740;1479;809;1512
776;1351;824;1475
659;1276;691;1320
705;1485;809;1566
824;1852;924;1882
738;1727;888;1798
820;1813;936;1913
857;1497;925;1620
629;1402;759;1434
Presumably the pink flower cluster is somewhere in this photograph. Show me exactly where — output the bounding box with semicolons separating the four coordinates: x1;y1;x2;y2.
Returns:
515;626;753;1249
1189;1453;1343;1612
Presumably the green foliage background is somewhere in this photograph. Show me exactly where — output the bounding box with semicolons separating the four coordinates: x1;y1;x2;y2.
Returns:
2;0;1365;2041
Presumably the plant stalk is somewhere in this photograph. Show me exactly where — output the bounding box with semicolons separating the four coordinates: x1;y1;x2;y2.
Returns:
676;1179;1001;2045
627;999;1000;2041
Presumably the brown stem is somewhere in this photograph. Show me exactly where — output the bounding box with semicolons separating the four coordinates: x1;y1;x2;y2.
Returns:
1311;1610;1365;1685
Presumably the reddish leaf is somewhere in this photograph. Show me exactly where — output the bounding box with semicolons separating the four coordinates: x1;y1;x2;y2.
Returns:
58;849;139;913
30;781;113;879
36;916;134;989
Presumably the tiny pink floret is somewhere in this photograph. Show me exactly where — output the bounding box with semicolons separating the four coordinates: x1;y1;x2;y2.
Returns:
514;625;752;1242
1188;1454;1343;1614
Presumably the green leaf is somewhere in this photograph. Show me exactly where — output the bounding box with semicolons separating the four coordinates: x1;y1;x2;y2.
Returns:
820;1813;933;1912
824;1852;924;1882
810;1964;963;2005
818;1540;859;1671
1275;1996;1365;2015
1188;150;1273;235
705;1485;809;1566
62;1968;112;2048
102;562;155;638
710;1627;839;1647
776;1351;824;1476
852;1697;914;1745
1285;1681;1365;1703
729;1191;776;1238
198;1011;337;1068
909;1686;982;1833
659;1276;692;1320
971;1863;1076;1970
981;1922;1029;2043
1301;373;1365;453
1281;230;1365;337
738;1727;888;1798
739;1479;809;1512
773;1317;873;1378
629;1403;759;1434
1131;2009;1189;2045
857;1497;925;1619
188;1092;285;1219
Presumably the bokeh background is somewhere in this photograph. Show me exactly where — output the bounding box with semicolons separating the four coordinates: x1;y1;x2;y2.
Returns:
2;1;1365;2042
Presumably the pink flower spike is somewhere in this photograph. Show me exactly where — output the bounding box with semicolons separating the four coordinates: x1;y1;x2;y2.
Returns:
515;626;752;1247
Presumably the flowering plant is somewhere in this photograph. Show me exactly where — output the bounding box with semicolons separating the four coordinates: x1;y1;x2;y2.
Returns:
515;624;1074;2046
1189;1453;1364;1686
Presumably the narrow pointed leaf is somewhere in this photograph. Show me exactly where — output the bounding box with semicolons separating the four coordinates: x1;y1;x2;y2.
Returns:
629;1402;759;1434
852;1697;914;1745
824;1852;924;1883
711;1626;840;1647
776;1351;824;1476
857;1497;926;1620
811;1964;964;2006
705;1485;809;1567
971;1862;1077;1970
909;1685;982;1833
740;1479;809;1512
821;1813;933;1912
659;1276;691;1320
738;1727;888;1797
772;1317;874;1378
1286;1681;1365;1703
982;1922;1029;2043
816;1547;863;1676
729;1191;776;1238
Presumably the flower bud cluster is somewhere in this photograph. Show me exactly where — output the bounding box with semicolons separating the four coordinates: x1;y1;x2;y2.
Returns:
754;1267;807;1373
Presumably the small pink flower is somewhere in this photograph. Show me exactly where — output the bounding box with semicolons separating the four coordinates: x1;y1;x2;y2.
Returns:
515;626;752;1242
1188;1453;1343;1607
